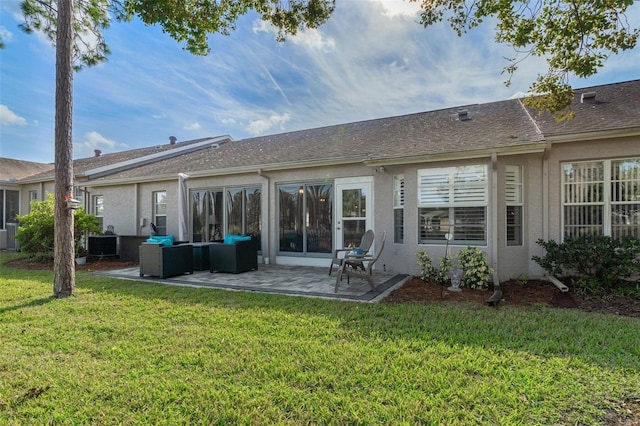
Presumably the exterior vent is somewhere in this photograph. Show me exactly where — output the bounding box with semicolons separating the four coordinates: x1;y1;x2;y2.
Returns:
581;92;596;103
210;140;227;149
94;149;102;157
457;109;470;121
169;136;177;145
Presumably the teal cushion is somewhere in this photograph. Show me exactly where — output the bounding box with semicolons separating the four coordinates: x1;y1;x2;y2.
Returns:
223;234;252;245
147;235;174;247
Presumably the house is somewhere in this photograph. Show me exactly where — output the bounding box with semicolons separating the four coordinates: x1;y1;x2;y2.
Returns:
0;158;55;249
3;79;639;281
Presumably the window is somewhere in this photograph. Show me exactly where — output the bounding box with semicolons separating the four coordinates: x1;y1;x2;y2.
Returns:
191;187;261;243
278;183;333;254
418;165;487;244
393;174;404;243
28;191;38;212
0;190;19;229
153;191;167;235
227;186;261;240
93;195;104;230
563;158;639;239
505;165;523;246
74;187;84;206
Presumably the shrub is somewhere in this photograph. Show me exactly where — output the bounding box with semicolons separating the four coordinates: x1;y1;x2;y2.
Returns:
16;193;102;260
416;250;452;284
416;250;436;282
532;235;640;291
15;194;56;259
416;247;492;289
456;247;493;290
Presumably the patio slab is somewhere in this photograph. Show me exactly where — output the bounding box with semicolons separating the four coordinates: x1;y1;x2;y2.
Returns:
95;264;409;302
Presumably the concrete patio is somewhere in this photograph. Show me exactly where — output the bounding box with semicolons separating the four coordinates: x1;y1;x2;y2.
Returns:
95;264;410;302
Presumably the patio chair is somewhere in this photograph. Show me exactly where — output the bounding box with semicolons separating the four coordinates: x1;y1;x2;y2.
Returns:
208;236;258;274
335;232;385;292
328;229;375;276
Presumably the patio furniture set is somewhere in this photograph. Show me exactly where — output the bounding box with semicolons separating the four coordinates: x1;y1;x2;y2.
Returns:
138;231;386;293
139;235;258;279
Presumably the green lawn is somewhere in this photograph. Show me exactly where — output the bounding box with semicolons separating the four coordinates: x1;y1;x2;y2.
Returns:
1;252;638;425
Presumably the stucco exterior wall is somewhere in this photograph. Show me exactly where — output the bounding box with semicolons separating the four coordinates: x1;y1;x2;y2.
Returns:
82;184;139;236
13;181;53;216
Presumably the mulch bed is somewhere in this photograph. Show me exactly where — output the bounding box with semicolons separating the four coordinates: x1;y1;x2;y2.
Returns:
383;276;640;319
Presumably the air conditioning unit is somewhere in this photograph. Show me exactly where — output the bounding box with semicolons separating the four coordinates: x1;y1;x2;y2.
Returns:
6;222;20;251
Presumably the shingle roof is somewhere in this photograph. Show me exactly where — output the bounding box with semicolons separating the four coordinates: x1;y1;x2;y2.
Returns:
14;79;640;185
0;158;54;182
528;79;640;136
88;97;546;181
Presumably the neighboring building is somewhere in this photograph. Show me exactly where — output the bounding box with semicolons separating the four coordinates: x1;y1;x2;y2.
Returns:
4;80;639;280
0;158;54;249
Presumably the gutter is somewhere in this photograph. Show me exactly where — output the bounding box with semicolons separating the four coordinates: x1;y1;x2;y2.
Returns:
364;142;547;167
491;152;499;286
544;274;569;292
545;126;640;144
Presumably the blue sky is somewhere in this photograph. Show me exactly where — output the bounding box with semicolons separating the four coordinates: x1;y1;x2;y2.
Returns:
1;0;639;163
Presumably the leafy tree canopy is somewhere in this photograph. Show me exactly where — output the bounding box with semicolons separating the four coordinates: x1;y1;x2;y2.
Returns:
416;0;639;118
19;0;335;70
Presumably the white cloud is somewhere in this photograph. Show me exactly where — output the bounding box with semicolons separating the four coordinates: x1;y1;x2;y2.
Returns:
376;0;422;17
74;131;128;158
252;19;335;50
184;122;201;131
221;117;238;125
247;113;291;135
0;26;13;43
289;28;335;50
0;105;27;126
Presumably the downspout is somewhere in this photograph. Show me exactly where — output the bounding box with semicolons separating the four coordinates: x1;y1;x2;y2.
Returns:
258;169;270;264
491;152;500;286
135;183;142;235
542;141;551;242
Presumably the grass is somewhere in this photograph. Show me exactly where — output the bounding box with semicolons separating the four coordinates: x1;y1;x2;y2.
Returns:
1;251;638;425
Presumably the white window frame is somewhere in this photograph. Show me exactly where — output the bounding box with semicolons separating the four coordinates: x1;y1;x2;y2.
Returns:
505;165;523;246
28;191;38;212
561;157;640;240
93;195;104;230
153;191;167;235
418;165;488;245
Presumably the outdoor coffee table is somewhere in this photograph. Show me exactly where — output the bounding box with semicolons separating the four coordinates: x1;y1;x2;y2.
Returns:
192;242;215;271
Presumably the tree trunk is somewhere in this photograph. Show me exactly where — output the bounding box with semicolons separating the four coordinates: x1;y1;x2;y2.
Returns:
53;0;75;298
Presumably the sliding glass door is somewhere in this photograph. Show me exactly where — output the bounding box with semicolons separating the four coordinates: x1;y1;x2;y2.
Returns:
191;187;259;242
278;183;333;254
